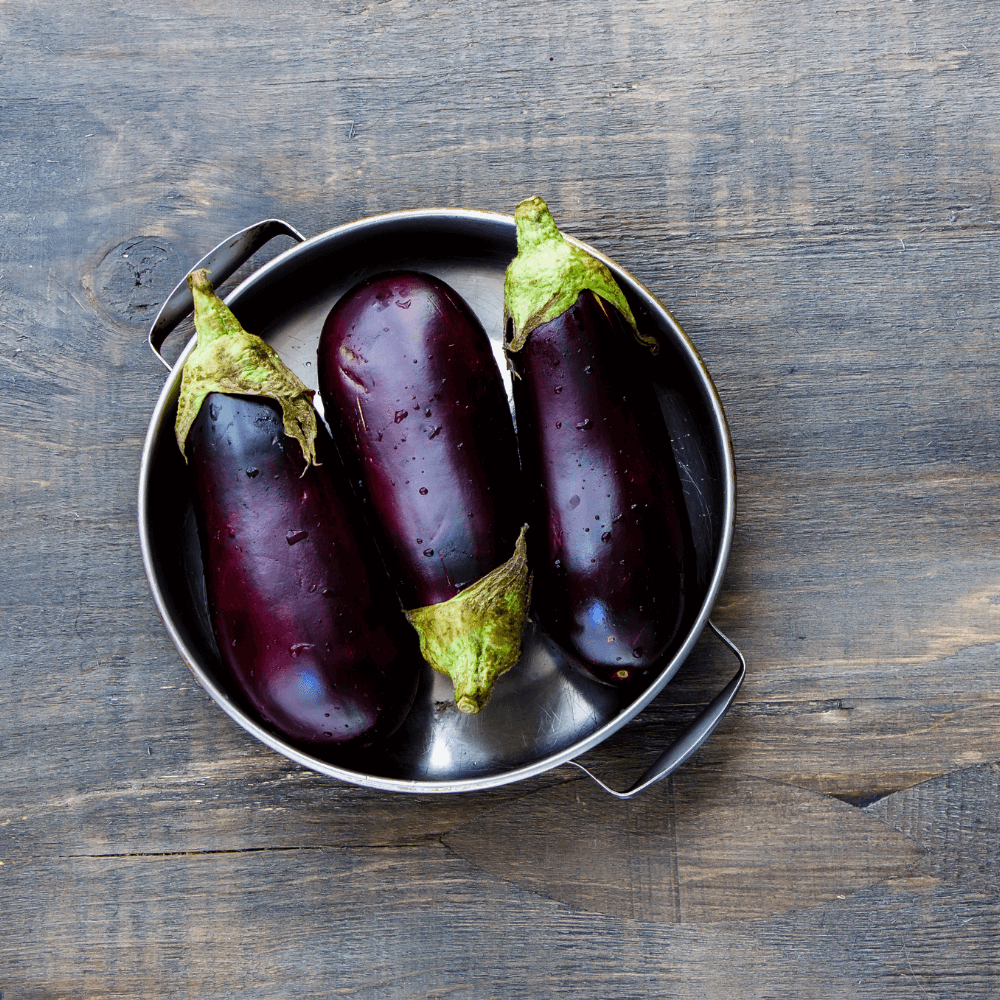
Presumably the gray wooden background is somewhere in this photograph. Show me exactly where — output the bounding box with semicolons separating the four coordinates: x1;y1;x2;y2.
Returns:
2;1;998;996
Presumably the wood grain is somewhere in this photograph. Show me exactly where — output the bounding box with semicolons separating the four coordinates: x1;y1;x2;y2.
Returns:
443;772;925;922
3;0;1000;994
865;762;1000;896
2;777;997;998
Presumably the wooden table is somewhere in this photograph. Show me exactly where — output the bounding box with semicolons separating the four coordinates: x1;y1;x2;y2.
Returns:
3;2;998;995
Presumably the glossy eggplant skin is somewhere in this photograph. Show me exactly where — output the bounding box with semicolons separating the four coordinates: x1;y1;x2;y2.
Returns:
318;271;522;608
508;291;691;683
187;391;418;747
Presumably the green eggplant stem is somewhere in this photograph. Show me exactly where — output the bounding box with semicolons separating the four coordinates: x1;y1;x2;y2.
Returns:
404;524;532;714
503;195;659;356
174;269;319;470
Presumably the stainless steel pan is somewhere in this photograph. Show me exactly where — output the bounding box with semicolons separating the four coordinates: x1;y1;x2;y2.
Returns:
138;210;744;796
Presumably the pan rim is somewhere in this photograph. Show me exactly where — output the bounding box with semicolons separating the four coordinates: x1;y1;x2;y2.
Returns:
137;208;736;793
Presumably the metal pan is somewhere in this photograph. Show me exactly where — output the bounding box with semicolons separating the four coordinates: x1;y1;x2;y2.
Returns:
138;210;743;796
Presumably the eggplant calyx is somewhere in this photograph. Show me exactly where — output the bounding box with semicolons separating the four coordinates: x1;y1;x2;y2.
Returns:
174;269;319;469
503;196;658;355
404;524;532;714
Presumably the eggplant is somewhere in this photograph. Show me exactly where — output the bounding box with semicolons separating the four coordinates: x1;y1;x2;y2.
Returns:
176;270;418;746
318;271;530;714
503;197;691;684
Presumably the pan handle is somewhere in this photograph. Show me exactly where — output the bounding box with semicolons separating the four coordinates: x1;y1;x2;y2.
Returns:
568;620;746;799
147;219;306;370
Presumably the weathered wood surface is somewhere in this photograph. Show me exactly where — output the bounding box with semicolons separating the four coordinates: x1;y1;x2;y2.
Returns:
2;0;999;996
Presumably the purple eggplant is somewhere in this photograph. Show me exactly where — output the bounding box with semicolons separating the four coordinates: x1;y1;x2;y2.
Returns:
504;198;690;684
176;270;418;746
318;271;530;714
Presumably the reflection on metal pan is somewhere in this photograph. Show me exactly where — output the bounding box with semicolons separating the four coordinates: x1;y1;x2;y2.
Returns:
138;210;741;794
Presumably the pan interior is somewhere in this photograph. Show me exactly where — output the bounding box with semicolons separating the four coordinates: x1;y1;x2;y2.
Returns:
141;212;732;790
